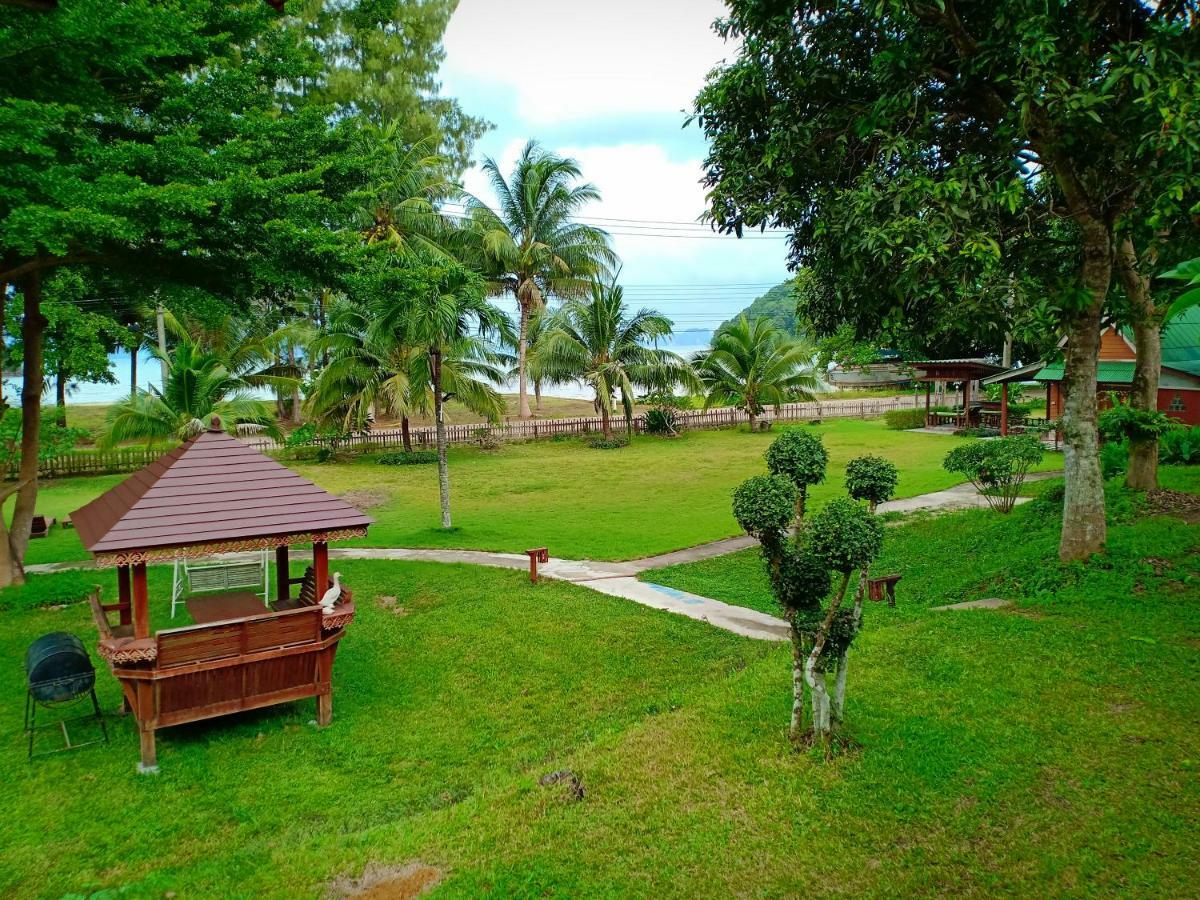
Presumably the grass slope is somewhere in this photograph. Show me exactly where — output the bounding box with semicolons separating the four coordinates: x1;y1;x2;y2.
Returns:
4;491;1197;895
22;419;1059;565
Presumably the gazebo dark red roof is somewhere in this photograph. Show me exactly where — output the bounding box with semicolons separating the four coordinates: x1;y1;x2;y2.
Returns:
72;418;372;772
73;423;371;564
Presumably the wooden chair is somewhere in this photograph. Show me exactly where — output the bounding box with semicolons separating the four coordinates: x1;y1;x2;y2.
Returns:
88;590;133;640
29;515;56;538
270;566;316;612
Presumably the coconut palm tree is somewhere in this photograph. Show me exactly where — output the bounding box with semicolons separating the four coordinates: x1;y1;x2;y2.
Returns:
100;340;284;447
365;256;507;527
466;141;617;420
538;277;699;441
497;306;551;413
694;316;822;430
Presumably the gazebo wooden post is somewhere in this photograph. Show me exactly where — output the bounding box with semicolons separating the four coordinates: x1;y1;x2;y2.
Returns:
961;377;971;428
131;562;150;640
1000;383;1009;436
313;540;329;599
924;380;932;426
116;564;132;626
275;544;290;604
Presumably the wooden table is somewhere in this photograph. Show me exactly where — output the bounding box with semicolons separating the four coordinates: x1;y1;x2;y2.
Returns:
186;591;267;624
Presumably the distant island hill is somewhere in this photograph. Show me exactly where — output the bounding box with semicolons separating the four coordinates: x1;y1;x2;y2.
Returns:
718;282;799;335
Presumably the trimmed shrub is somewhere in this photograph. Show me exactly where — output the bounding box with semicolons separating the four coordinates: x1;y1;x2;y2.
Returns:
765;427;826;518
808;498;884;573
884;408;926;430
943;435;1044;513
844;455;899;510
377;450;438;465
732;474;797;540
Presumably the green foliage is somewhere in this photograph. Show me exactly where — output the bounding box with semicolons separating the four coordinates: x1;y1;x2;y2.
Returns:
0;408;85;472
695;316;820;422
1159;426;1200;465
764;428;827;498
884;408;928;431
844;455;900;508
814;323;885;369
718;280;800;336
807;498;884;573
0;570;96;613
644;406;680;436
732;474;797;540
1160;256;1200;321
377;450;439;466
586;435;630;450
1098;398;1176;443
767;543;831;614
1100;441;1130;480
943;435;1045;514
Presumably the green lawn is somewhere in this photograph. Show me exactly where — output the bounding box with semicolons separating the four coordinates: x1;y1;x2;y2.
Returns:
4;482;1197;895
23;419;1061;565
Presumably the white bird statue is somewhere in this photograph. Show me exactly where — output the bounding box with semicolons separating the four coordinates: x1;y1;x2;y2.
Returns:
319;572;342;613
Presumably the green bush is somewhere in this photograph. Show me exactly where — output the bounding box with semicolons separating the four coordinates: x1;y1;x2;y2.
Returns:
765;428;827;513
586;435;629;450
844;454;899;509
644;406;680;436
732;474;797;540
0;571;97;612
474;427;502;450
1160;426;1200;464
1098;398;1175;443
884;408;926;430
943;435;1044;514
1100;440;1129;479
808;498;884;573
377;450;438;465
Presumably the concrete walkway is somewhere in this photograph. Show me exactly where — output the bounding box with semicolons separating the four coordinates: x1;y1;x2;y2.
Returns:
27;476;1057;643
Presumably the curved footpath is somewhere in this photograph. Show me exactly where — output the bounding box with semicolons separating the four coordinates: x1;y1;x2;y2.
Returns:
27;476;1058;642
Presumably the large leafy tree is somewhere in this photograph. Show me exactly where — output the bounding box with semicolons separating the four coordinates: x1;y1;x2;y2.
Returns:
539;278;698;441
0;0;372;584
694;316;821;431
693;0;1199;561
467;141;617;420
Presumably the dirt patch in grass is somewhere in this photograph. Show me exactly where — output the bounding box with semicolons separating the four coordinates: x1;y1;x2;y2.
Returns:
339;490;389;511
329;862;443;899
1144;489;1200;524
375;595;408;616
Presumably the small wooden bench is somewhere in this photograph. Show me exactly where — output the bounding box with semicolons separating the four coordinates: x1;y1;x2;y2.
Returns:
868;573;901;607
30;515;56;539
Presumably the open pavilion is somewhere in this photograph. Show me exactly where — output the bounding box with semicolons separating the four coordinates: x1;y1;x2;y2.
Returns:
909;359;1005;430
72;417;372;771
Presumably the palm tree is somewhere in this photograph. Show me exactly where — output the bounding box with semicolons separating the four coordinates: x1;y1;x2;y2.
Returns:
466;141;617;420
367;256;507;527
538;277;698;441
100;340;283;447
498;306;551;413
358;135;458;260
694;316;822;430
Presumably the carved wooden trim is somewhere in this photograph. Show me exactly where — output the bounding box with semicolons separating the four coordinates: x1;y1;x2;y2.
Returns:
95;527;368;568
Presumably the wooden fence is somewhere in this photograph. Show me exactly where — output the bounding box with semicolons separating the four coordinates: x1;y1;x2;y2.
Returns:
29;395;920;479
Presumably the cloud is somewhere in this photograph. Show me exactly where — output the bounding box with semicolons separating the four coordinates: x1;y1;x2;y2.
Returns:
442;0;732;125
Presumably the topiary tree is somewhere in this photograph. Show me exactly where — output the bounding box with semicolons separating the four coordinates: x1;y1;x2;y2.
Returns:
944;435;1045;514
765;427;828;522
844;455;899;514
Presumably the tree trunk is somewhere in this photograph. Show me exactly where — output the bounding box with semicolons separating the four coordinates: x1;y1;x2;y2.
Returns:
10;270;46;571
803;570;851;741
155;302;168;384
534;379;542;413
288;343;302;426
129;342;138;398
401;415;412;453
795;486;807;524
747;410;757;432
1115;236;1162;491
517;300;532;420
599;398;612;440
832;571;869;726
1058;221;1110;562
432;349;451;528
789;623;807;743
54;366;66;427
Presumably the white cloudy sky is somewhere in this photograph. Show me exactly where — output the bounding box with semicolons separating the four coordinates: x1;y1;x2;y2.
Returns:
439;0;793;332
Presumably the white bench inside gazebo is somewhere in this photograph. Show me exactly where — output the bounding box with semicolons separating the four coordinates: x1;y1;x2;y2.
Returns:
170;551;269;618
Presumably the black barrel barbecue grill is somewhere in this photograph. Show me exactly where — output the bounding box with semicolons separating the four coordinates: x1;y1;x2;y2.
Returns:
24;631;108;759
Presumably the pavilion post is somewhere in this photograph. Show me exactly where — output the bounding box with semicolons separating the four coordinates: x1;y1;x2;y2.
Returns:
313;541;329;599
1046;383;1052;419
117;564;132;626
1000;383;1009;436
275;544;290;604
131;562;149;640
962;378;971;428
924;381;932;427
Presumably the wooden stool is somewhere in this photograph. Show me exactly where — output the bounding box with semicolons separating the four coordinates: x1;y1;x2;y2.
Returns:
525;548;549;584
868;573;901;607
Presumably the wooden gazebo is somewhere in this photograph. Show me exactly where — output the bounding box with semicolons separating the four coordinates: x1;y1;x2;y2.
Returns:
910;359;1005;429
71;417;372;772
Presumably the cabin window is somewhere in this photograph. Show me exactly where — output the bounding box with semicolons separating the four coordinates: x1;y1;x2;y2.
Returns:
1168;393;1185;412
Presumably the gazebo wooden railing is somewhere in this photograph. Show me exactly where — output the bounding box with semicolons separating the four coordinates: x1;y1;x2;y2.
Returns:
72;418;372;772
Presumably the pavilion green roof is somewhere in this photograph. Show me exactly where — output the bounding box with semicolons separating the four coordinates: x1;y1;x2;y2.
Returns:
1035;360;1200;388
